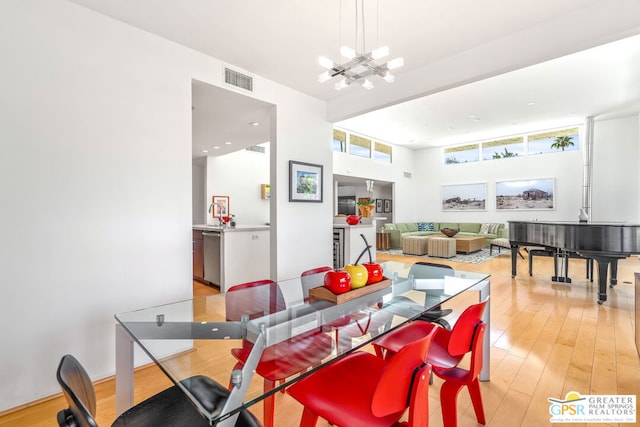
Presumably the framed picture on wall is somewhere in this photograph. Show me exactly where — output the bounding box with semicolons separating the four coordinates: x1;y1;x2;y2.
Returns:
496;178;555;210
383;199;392;213
289;160;323;202
376;199;383;213
441;183;487;211
212;196;229;218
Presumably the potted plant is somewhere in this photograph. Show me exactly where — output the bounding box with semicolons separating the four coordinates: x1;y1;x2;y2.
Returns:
357;198;375;217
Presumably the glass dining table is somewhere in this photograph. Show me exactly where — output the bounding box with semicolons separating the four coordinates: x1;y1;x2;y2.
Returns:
114;260;490;426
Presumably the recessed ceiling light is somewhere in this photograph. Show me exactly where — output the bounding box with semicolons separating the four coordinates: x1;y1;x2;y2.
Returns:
249;122;260;126
213;146;220;149
201;149;208;153
527;101;536;106
224;141;232;145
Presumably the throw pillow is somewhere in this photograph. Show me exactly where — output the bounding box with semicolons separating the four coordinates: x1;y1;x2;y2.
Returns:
488;223;501;234
426;222;435;231
417;222;427;231
479;223;490;234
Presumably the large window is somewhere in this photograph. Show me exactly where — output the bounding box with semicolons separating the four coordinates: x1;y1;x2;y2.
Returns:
444;126;581;164
482;137;524;160
333;128;394;164
528;127;579;155
444;144;479;164
349;134;372;158
333;129;347;153
374;142;392;163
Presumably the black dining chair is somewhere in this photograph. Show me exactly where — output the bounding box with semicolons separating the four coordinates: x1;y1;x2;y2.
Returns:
56;354;261;427
392;261;454;328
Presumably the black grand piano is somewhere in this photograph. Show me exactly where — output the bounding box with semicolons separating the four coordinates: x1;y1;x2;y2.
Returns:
509;221;640;304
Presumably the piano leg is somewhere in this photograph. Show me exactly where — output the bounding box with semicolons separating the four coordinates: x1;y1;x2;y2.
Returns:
552;250;572;283
609;259;618;287
593;258;610;304
590;256;623;304
510;245;519;277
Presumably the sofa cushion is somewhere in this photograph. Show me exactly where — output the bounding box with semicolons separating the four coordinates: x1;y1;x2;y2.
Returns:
426;222;436;231
459;223;481;233
417;222;428;231
383;223;397;231
479;223;503;235
405;223;419;232
395;223;409;232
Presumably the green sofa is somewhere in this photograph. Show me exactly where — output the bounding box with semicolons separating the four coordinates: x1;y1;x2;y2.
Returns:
382;222;507;250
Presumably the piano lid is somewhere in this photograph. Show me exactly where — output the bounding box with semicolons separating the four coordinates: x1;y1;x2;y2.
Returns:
508;220;640;255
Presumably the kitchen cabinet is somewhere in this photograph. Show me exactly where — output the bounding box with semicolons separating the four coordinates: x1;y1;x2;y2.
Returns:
193;225;270;292
222;229;270;291
192;229;205;282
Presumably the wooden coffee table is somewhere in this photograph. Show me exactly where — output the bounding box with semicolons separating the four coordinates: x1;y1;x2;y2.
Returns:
454;236;486;253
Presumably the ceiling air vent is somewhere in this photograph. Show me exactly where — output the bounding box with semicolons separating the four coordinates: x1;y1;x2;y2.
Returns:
404;172;412;178
245;145;265;153
225;67;253;92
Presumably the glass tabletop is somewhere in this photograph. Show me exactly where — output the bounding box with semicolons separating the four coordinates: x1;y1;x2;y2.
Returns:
114;260;490;425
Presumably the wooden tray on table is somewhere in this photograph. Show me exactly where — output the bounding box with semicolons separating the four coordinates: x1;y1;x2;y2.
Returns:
309;278;392;304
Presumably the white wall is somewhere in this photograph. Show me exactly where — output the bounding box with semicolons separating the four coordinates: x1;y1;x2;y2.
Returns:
205;146;270;226
333;144;418;223
405;116;640;225
591;114;640;222
0;0;331;411
273;97;334;280
192;158;206;224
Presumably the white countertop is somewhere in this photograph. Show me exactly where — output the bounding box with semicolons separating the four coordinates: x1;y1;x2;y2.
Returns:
193;224;270;232
332;223;375;229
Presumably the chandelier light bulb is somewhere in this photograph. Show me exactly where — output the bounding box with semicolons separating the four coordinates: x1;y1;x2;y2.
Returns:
318;56;335;69
340;46;357;59
318;71;332;83
334;78;349;90
383;71;395;83
387;57;404;70
371;46;389;60
361;79;374;90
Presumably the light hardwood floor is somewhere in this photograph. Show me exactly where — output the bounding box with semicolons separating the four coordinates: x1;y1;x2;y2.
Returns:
2;252;638;427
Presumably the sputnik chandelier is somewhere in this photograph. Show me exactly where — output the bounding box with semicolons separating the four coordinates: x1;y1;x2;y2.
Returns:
318;0;404;90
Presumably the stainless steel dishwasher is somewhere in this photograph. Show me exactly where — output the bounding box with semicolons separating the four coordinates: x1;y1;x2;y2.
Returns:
202;231;221;286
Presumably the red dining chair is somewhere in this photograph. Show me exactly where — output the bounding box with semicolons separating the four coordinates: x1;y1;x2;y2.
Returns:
225;279;334;427
287;327;437;427
300;266;333;302
372;298;489;427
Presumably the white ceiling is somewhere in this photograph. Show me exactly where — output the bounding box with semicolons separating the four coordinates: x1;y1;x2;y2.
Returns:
69;0;640;155
338;35;640;148
191;81;272;158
